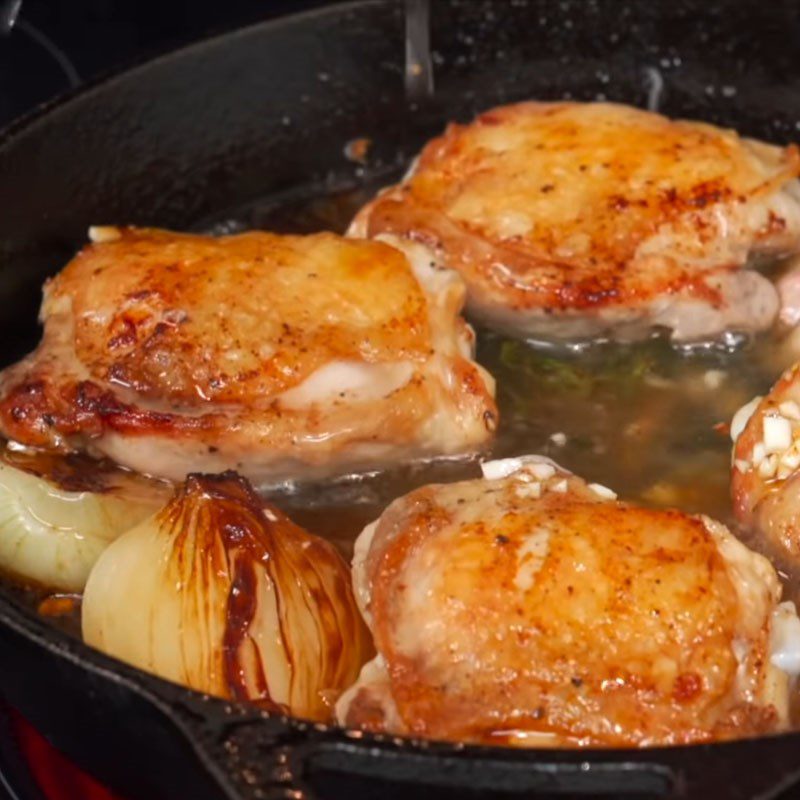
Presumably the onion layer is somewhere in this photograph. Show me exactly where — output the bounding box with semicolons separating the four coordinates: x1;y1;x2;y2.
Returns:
82;472;373;721
0;460;164;591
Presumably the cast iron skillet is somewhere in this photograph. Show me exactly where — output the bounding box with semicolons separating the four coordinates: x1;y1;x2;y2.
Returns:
2;1;800;798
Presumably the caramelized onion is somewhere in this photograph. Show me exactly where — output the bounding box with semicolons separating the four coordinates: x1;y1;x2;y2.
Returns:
0;461;164;591
82;472;373;721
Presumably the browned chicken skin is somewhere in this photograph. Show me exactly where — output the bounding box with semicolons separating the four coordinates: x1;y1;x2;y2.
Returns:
351;102;800;343
731;369;800;565
0;227;496;484
338;456;799;747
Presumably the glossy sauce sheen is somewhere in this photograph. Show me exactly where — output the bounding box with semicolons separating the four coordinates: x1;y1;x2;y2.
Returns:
16;177;800;724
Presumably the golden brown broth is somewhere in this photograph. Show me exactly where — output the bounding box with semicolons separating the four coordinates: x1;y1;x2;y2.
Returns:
227;181;800;566
284;329;793;557
10;179;800;725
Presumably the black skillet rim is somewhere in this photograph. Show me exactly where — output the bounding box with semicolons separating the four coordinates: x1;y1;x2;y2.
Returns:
1;1;800;796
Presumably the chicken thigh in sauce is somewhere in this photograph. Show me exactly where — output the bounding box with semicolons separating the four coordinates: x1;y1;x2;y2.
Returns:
0;227;496;484
731;367;800;568
337;456;800;747
350;102;800;344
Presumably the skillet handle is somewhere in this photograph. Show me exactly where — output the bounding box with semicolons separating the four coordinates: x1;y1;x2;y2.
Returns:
277;735;800;800
167;696;800;800
177;703;679;800
181;708;684;800
283;738;678;799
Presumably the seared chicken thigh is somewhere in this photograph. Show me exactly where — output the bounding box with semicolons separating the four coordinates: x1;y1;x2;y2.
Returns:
351;102;800;343
0;228;496;484
337;456;800;746
731;368;800;565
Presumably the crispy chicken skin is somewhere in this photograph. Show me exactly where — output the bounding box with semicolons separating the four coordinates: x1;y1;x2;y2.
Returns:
337;456;800;747
0;227;497;484
731;368;800;564
350;102;800;343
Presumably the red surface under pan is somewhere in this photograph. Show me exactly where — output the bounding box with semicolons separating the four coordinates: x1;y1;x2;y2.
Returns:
7;706;123;800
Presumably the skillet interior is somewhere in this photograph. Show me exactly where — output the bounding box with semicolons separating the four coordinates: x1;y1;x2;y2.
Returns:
3;1;800;798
